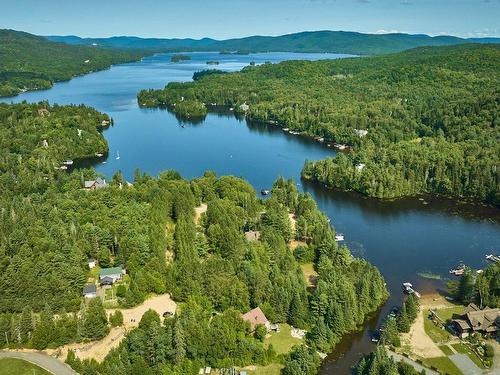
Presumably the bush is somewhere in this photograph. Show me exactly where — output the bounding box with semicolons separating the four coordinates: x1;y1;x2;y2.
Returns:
484;343;494;358
254;324;267;342
109;310;123;327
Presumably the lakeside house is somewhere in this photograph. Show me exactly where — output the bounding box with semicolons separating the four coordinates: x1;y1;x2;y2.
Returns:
84;177;107;190
242;307;270;332
99;266;124;284
83;284;97;298
451;303;499;338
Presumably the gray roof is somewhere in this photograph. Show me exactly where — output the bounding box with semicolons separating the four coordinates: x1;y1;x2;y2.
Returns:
83;284;97;295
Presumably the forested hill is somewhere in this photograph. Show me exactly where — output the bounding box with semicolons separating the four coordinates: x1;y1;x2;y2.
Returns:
0;29;142;97
138;44;500;205
46;30;500;55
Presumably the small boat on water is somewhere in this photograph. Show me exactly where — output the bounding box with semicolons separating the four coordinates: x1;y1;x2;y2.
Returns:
335;234;344;241
402;282;421;298
283;128;289;132
116;151;120;160
261;189;270;196
62;160;73;165
449;263;466;276
486;254;500;263
95;152;104;157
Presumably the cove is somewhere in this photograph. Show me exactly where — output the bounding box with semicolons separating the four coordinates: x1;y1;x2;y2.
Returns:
3;52;499;374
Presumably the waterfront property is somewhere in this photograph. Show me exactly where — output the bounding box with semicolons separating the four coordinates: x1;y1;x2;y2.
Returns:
84;177;107;190
451;303;500;338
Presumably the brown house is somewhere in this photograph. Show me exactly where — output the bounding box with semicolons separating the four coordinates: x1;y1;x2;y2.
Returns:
242;307;270;332
452;303;499;338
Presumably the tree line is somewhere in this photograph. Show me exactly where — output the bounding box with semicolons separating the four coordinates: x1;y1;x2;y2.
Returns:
137;44;500;205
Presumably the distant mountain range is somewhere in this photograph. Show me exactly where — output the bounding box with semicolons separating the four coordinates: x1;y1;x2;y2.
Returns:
46;30;500;55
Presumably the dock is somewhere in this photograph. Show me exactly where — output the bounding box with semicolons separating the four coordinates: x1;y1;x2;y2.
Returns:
486;254;500;263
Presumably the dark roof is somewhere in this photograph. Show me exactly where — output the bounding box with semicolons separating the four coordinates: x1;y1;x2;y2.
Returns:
83;284;97;295
100;276;114;285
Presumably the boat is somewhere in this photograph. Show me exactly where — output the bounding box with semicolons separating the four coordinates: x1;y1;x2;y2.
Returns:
449;263;466;276
402;282;421;298
261;189;270;196
116;151;120;160
486;254;500;263
95;152;104;157
62;160;73;165
335;234;344;241
283;128;289;132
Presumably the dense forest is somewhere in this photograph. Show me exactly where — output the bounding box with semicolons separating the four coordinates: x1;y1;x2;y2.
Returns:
0;29;142;97
455;262;500;308
138;44;500;205
47;30;500;55
0;102;387;374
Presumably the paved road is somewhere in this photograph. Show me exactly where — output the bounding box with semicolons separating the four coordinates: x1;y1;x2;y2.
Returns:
0;351;77;375
448;353;483;375
388;351;439;375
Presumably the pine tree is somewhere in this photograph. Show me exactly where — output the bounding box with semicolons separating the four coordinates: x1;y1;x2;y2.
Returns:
405;294;419;322
31;304;55;349
397;303;411;333
19;306;33;343
173;317;186;364
80;298;109;340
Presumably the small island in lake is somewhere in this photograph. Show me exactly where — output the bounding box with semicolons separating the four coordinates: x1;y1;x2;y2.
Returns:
170;54;191;62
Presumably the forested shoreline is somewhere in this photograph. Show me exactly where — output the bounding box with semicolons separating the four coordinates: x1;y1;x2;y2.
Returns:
0;29;143;97
0;102;387;374
138;44;500;205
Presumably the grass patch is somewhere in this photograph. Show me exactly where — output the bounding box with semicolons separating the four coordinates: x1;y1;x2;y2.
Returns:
423;356;463;375
239;363;283;375
263;323;301;355
424;313;452;343
434;306;464;322
0;358;52;375
301;263;318;287
439;344;454;356
451;343;486;369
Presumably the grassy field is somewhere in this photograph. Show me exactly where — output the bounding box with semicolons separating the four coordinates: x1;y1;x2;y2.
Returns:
301;263;318;288
424;314;453;343
423;356;463;375
434;306;464;322
0;358;52;375
238;363;284;375
439;344;454;356
263;323;302;355
451;343;486;369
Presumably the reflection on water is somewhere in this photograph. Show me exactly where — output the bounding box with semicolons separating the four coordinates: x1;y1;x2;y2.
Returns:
2;51;499;374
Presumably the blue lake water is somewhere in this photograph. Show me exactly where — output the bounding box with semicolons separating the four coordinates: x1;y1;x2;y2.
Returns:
3;51;499;374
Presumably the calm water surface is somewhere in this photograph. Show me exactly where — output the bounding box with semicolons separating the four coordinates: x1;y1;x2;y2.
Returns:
3;52;500;374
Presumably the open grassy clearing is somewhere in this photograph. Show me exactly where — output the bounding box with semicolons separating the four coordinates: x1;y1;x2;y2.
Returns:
0;358;52;375
422;356;463;375
263;324;302;355
439;344;454;356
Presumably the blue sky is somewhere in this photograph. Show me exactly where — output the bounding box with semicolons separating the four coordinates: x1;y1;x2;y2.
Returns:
3;0;499;39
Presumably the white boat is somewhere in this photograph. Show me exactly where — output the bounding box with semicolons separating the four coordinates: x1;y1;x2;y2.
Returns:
402;282;421;298
116;151;120;160
335;234;344;241
486;254;500;263
95;152;104;157
62;160;73;165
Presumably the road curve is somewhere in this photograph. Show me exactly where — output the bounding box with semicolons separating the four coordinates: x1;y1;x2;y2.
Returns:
0;351;77;375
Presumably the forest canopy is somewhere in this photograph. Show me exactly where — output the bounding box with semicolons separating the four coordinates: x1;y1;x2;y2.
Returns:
0;29;142;97
138;44;500;205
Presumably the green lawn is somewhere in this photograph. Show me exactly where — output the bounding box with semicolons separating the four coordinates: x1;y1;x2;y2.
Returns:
434;306;464;322
423;356;463;375
239;363;283;375
263;323;302;355
423;313;452;343
0;358;52;375
439;344;454;356
451;343;486;369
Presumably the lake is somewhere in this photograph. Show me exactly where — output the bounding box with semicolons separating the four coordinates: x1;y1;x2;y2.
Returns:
3;51;499;374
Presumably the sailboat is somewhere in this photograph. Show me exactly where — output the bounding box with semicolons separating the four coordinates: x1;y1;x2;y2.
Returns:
116;150;120;160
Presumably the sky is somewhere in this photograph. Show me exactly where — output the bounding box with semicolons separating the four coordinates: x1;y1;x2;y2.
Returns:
2;0;499;39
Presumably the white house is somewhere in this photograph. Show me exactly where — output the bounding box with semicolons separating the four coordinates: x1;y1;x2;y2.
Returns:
88;258;96;269
83;284;97;298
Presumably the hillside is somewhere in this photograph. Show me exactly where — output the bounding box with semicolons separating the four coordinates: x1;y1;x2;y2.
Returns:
138;44;500;204
47;30;500;55
0;29;142;97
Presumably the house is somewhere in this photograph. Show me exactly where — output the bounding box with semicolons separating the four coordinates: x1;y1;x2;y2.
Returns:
99;266;123;284
83;284;97;298
242;307;270;332
239;103;249;112
100;276;114;286
88;258;96;269
84;177;107;190
354;129;368;137
356;163;366;172
244;231;261;242
452;303;500;338
37;108;50;117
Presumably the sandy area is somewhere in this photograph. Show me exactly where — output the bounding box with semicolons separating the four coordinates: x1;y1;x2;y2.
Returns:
288;213;296;231
48;294;177;362
400;294;452;358
195;203;207;224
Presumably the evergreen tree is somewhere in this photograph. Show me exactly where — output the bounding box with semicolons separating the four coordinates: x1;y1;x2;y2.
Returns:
80;299;109;340
19;306;33;343
173;317;186;364
31;304;55;349
397;303;411;333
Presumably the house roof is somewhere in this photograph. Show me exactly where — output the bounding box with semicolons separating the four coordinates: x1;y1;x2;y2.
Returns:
100;276;114;285
466;308;500;331
99;267;122;277
453;319;471;330
242;307;269;330
83;284;97;295
84;180;95;188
